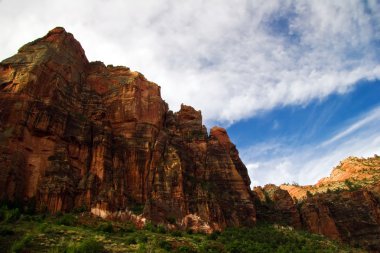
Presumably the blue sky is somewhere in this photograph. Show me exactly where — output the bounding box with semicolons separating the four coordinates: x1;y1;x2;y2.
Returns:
1;0;380;186
231;79;380;185
229;80;380;149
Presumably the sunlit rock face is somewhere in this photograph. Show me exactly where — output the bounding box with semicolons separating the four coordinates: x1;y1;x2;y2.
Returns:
0;27;256;231
255;156;380;252
295;157;380;252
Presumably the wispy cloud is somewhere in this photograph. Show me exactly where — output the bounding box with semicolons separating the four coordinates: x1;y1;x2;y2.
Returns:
0;0;379;125
321;106;380;146
242;104;380;186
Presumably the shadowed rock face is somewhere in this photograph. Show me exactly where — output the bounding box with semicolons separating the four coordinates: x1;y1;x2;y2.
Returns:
253;185;301;229
0;27;256;231
299;189;380;251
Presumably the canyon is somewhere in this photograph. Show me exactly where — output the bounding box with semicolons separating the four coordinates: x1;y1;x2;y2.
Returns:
1;28;379;252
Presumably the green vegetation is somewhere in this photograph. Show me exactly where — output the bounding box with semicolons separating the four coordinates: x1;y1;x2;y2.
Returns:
0;206;21;223
96;222;114;233
65;238;105;253
0;205;366;253
291;181;300;186
263;191;274;205
10;234;32;253
219;226;356;253
56;213;77;226
344;179;361;191
130;205;144;215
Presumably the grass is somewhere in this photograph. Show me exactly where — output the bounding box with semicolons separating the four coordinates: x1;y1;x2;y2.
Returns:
96;222;113;233
10;234;32;253
56;213;77;226
65;238;105;253
0;206;367;253
0;206;21;223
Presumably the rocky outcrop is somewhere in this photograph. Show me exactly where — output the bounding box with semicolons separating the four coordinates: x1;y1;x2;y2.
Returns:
255;157;380;252
280;156;380;201
295;157;380;252
253;185;301;229
299;189;380;251
0;27;256;230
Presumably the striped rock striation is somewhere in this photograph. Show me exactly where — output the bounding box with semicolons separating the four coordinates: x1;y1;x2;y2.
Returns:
0;27;256;232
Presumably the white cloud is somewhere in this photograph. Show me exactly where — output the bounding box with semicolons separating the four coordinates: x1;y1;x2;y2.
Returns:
242;105;380;186
321;106;380;146
0;0;379;126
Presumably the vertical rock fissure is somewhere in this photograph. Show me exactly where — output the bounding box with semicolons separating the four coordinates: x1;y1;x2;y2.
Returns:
0;27;257;231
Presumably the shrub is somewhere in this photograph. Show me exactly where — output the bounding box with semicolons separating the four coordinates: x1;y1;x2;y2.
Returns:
0;226;15;236
176;245;197;253
136;233;148;243
130;204;144;215
171;230;183;237
207;231;221;240
56;213;76;226
65;238;104;253
10;234;32;253
199;241;226;253
291;181;300;186
0;207;21;223
156;224;167;234
144;222;155;231
121;222;136;233
345;179;360;191
55;211;63;217
0;206;7;221
72;205;88;213
97;222;114;233
37;222;48;232
126;236;137;245
136;243;147;253
23;198;36;215
167;216;176;224
158;239;172;251
31;214;46;222
47;246;65;253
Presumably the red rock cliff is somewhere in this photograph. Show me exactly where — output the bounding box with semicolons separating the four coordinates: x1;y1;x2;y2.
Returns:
254;156;380;252
0;27;256;231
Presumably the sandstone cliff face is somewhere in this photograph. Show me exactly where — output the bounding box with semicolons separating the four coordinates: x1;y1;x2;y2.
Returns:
280;156;380;201
254;157;380;252
295;157;380;252
0;27;255;231
299;189;380;251
253;185;301;229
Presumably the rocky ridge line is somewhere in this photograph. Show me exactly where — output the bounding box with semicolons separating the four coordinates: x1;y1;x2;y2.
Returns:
0;27;256;233
254;155;380;252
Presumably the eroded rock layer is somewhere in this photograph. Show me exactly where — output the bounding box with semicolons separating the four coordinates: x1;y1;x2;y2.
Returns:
0;27;256;231
299;188;380;251
254;157;380;252
253;184;301;229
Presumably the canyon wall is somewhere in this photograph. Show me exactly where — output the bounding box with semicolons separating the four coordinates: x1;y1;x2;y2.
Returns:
254;156;380;252
0;27;256;231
